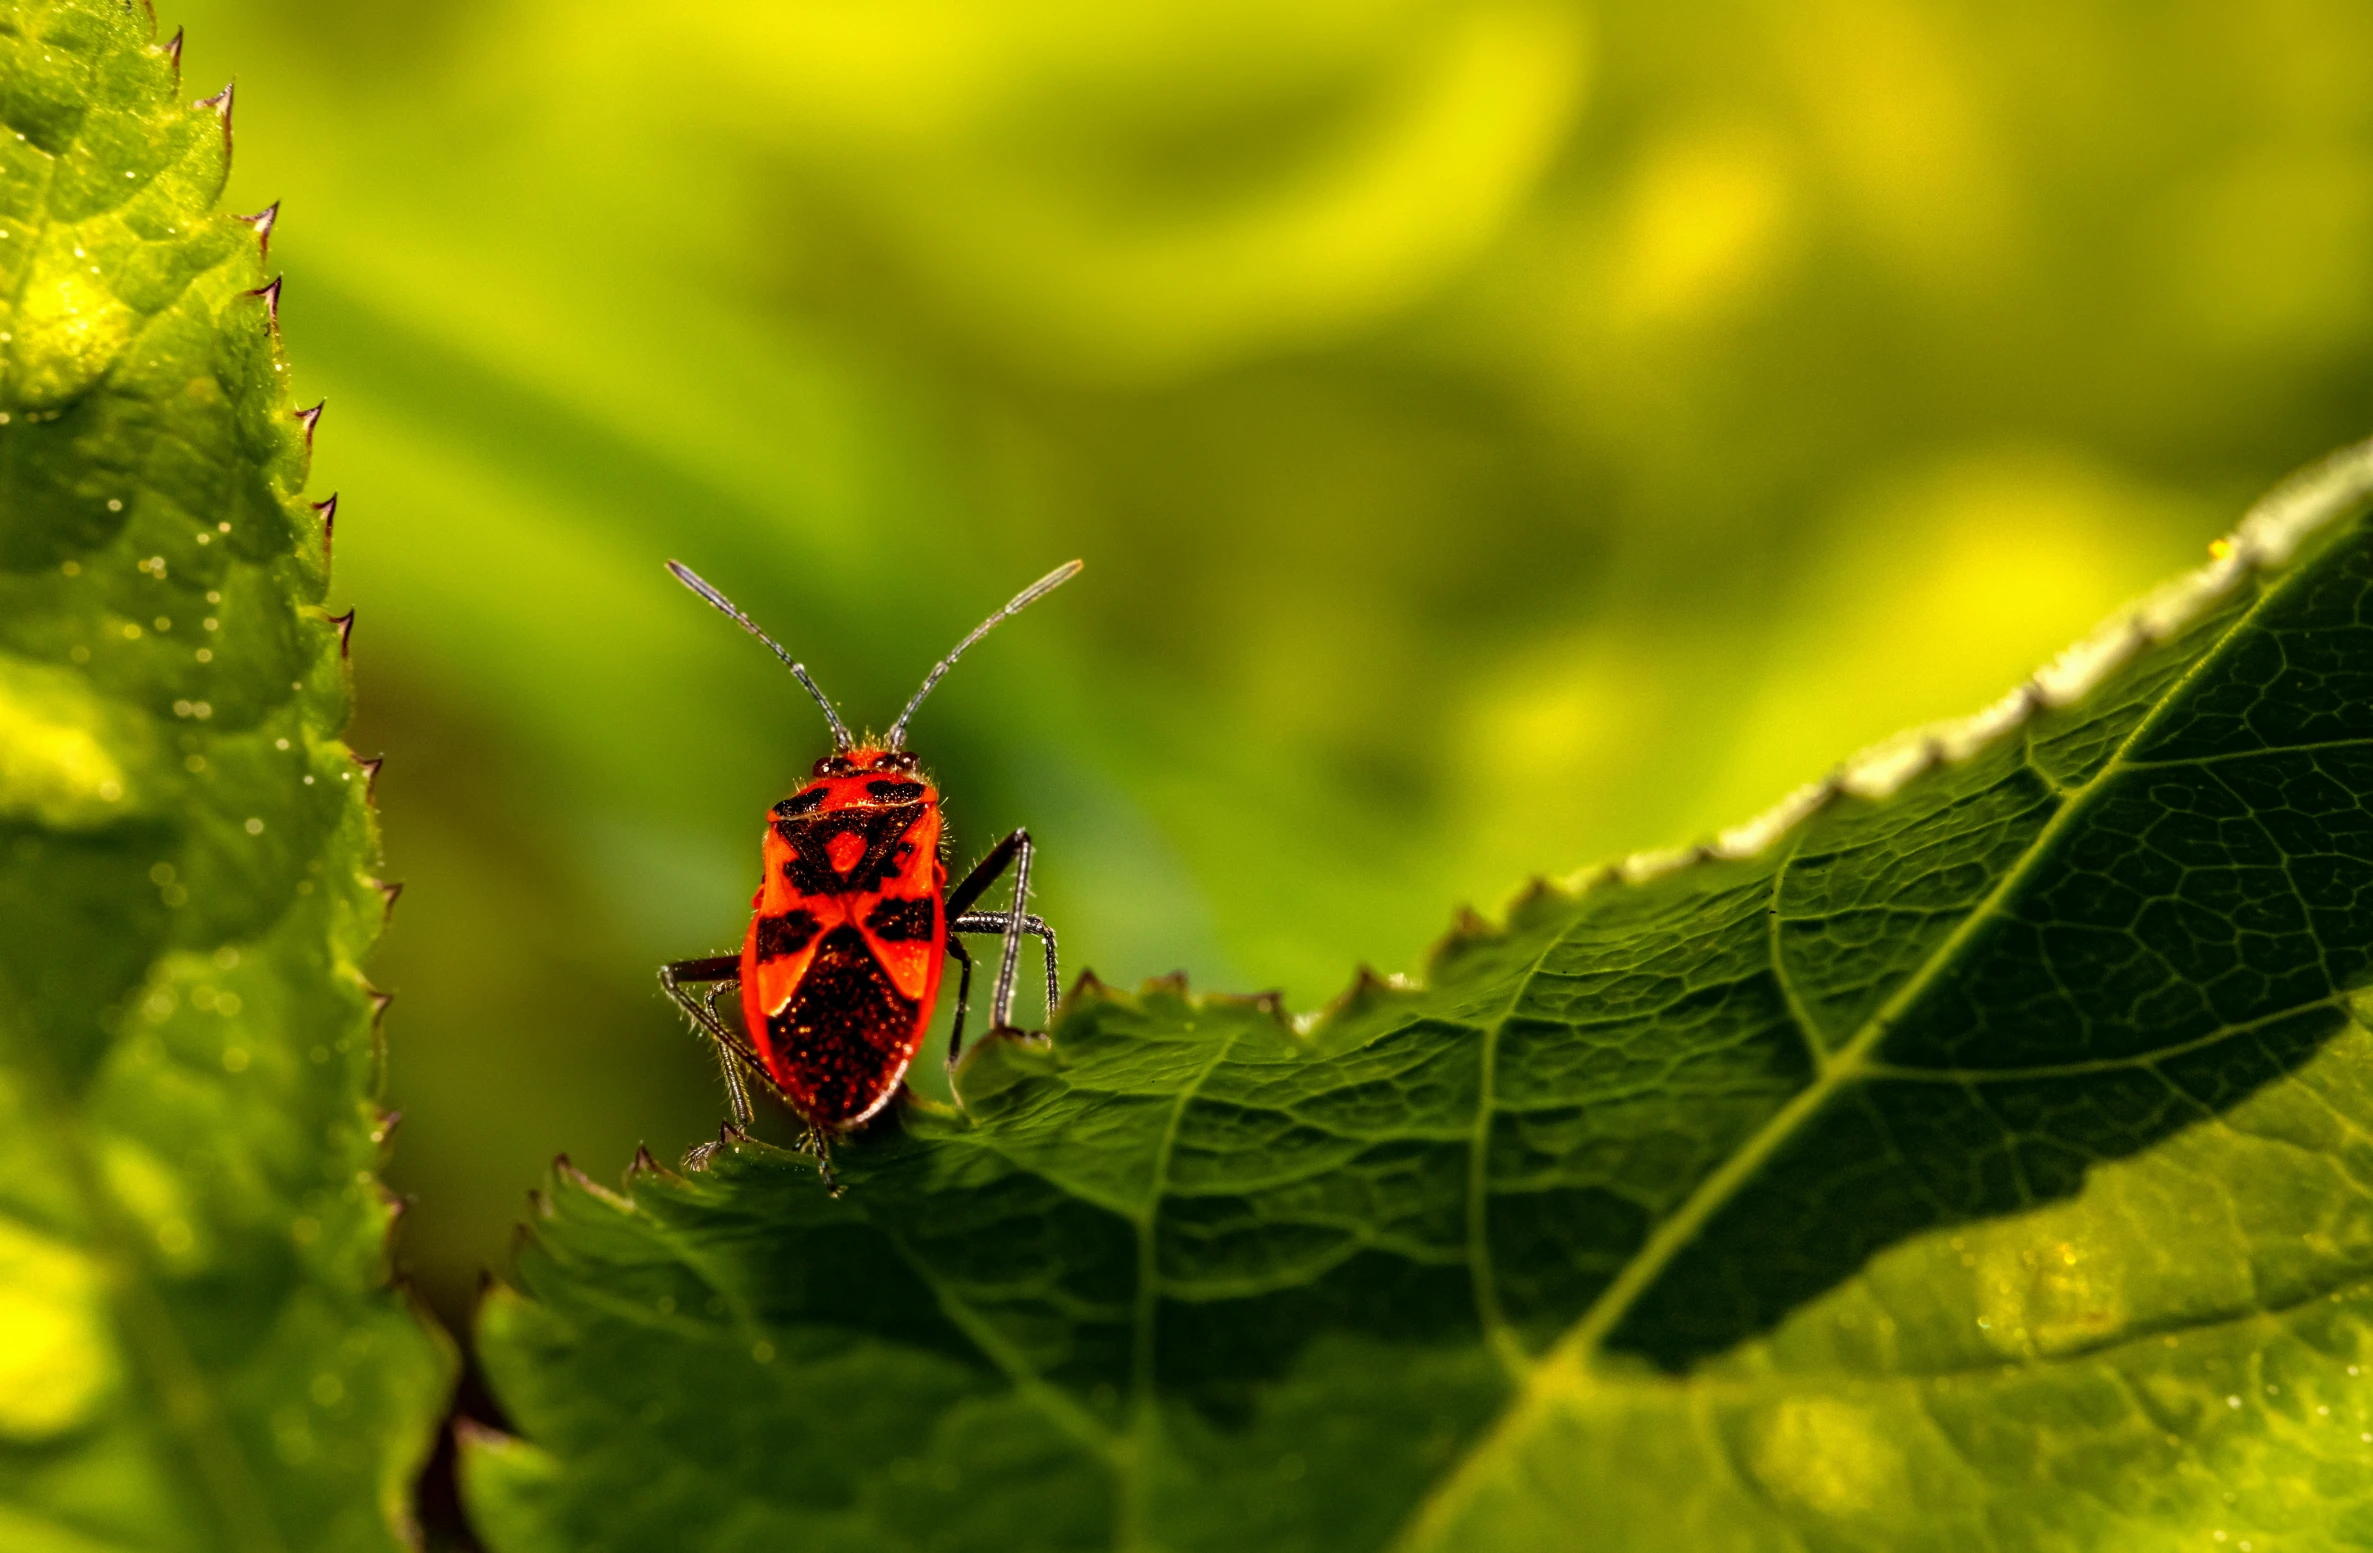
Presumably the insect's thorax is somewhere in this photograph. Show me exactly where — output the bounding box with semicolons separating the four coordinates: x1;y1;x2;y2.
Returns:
764;762;941;894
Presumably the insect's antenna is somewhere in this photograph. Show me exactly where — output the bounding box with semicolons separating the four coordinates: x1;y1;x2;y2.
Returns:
887;559;1083;749
667;561;854;752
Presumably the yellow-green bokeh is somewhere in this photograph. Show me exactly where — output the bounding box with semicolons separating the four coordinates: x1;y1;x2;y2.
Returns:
157;0;2373;1325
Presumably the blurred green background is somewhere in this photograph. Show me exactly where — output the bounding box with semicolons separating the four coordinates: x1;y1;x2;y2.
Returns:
162;0;2373;1332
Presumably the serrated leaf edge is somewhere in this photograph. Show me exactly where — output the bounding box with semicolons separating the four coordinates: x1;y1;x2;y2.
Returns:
1691;436;2370;858
1334;436;2373;1025
5;9;450;1544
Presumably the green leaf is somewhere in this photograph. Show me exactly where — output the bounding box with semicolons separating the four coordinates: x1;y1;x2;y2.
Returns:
466;439;2373;1552
0;5;452;1550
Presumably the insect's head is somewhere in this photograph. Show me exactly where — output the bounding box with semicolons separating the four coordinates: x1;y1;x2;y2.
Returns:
665;559;1083;759
811;748;920;779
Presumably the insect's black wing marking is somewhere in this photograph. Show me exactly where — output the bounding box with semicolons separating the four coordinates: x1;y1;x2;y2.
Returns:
755;907;823;961
773;801;928;895
773;788;827;818
864;896;937;943
766;926;919;1126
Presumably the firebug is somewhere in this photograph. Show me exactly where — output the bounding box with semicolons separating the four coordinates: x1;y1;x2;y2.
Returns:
659;559;1081;1187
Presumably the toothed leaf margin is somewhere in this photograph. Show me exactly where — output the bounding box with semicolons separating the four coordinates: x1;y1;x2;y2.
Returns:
0;7;453;1551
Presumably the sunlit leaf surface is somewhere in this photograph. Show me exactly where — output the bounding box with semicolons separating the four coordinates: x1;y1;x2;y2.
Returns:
0;5;450;1548
467;448;2373;1547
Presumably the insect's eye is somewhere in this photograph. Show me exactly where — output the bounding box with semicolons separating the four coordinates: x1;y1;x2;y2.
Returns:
812;755;857;778
877;750;919;772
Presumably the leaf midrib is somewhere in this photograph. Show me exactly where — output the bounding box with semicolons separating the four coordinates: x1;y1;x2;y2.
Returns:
1386;547;2307;1552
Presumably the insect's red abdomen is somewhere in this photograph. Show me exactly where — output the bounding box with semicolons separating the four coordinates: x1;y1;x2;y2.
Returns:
739;749;945;1128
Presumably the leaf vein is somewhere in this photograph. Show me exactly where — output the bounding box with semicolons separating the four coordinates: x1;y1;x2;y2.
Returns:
1856;993;2344;1082
1387;543;2313;1553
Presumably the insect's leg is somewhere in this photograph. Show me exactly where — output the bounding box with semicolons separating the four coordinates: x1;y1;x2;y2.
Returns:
663;958;833;1186
946;829;1026;917
662;964;795;1106
991;832;1032;1030
943;934;976;1072
698;981;756;1128
950;912;1058;1027
1033;915;1058;1015
661;956;756;1130
661;954;740;993
945;826;1037;1029
663;956;812;1143
802;1123;843;1197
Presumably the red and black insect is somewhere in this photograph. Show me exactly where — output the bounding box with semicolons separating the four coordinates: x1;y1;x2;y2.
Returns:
659;559;1080;1184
